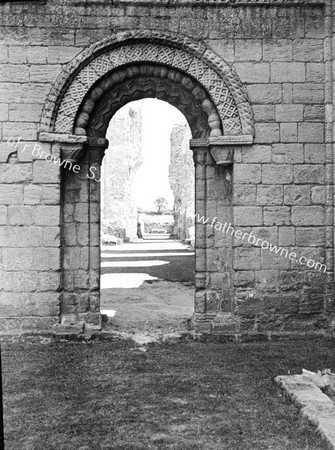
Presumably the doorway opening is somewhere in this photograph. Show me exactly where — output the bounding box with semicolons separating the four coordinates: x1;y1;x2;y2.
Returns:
99;99;195;336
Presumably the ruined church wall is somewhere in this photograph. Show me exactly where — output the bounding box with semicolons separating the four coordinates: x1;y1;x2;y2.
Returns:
0;0;330;333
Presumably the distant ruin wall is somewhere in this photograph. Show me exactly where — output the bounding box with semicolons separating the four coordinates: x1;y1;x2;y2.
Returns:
169;123;194;242
101;105;143;242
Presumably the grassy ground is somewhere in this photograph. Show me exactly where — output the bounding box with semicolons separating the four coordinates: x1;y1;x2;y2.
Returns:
2;335;335;450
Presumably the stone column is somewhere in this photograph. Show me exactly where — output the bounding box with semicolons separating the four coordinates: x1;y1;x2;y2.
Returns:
191;144;208;324
85;140;108;329
190;137;236;332
39;133;108;332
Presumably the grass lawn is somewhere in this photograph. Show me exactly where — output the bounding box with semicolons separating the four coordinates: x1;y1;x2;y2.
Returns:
1;335;335;450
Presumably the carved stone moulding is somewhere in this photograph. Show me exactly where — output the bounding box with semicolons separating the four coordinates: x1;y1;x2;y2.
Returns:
39;132;109;164
190;135;253;165
39;30;254;140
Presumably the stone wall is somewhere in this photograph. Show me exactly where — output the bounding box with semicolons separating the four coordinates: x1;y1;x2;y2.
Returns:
169;123;194;242
0;0;332;335
101;104;143;242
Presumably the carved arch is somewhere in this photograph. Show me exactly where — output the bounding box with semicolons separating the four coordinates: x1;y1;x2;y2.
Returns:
39;30;254;138
81;63;216;139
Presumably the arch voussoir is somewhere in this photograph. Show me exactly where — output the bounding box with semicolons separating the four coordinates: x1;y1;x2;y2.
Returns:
39;30;254;141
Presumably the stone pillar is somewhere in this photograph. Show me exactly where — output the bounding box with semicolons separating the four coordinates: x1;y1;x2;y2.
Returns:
190;137;237;332
191;144;208;324
84;141;108;329
40;133;108;332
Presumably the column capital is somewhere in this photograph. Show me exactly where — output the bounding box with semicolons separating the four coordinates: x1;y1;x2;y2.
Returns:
87;138;109;166
60;143;85;163
190;135;252;166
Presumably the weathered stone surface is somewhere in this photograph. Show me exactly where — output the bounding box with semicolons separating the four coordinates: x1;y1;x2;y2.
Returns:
0;0;331;335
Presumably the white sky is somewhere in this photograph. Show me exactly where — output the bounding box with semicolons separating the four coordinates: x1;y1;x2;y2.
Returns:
130;99;188;210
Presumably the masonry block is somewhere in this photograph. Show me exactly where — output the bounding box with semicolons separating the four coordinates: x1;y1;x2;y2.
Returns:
252;105;275;122
262;164;293;184
8;46;27;64
254;123;280;144
42;226;60;247
24;184;42;205
293;39;324;62
276;105;303;122
272;144;304;164
33;248;60;270
235;62;270;84
33;160;60;183
2;248;33;270
284;185;310;205
234;163;261;184
279;227;295;246
234;206;262;226
47;46;80;64
263;206;290;226
9;103;43;122
234;39;262;61
294;165;324;184
234;271;255;287
304;106;324;122
241;145;272;163
306;63;325;83
280;123;298;143
41;185;60;204
0;64;29;82
247;84;282;104
35;205;60;226
293;84;324;104
0;163;32;183
234;185;256;205
298;123;324;143
2;122;38;140
291;206;324;226
270;62;305;82
261;246;291;269
304;144;325;163
264;294;299;314
0;226;42;247
29;65;62;83
262;39;293;62
8;205;34;225
234;247;261;270
257;185;283;205
0;185;24;204
296;228;325;247
27;46;48;63
311;186;325;204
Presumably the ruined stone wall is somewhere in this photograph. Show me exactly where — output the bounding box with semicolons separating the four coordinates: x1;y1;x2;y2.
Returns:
0;0;331;334
101;104;143;242
169;123;194;242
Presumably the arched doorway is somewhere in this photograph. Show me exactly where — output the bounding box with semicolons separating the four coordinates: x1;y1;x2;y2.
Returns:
38;31;254;331
100;99;195;333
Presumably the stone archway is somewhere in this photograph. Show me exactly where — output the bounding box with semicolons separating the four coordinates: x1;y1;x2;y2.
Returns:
39;30;254;331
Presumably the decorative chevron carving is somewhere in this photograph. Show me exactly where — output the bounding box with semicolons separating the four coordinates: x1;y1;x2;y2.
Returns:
75;64;219;138
40;30;254;138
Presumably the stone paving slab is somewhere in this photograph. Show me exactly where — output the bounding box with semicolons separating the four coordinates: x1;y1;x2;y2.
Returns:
275;374;335;449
